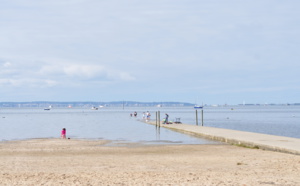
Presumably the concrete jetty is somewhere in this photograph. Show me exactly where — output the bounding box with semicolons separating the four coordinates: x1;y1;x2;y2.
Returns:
146;121;300;155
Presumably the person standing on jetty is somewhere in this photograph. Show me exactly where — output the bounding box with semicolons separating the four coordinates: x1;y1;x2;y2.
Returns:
61;128;66;139
146;111;151;121
164;113;169;124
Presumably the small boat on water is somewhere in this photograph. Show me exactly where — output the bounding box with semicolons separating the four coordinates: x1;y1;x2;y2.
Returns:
44;105;52;110
194;97;203;109
91;106;98;110
194;105;203;109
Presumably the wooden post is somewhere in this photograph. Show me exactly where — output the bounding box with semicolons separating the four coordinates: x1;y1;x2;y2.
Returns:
158;111;160;127
196;109;198;126
156;112;158;126
201;109;204;126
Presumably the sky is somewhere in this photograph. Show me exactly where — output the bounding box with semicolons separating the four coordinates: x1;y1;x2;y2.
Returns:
0;0;300;105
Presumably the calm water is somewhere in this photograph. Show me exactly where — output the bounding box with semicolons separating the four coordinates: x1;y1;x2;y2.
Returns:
152;105;300;139
0;107;217;145
0;106;299;144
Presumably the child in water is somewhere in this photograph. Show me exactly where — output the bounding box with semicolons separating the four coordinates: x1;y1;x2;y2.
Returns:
61;128;66;139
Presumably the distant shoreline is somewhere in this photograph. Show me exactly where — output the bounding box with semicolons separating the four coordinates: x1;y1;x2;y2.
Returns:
1;101;299;108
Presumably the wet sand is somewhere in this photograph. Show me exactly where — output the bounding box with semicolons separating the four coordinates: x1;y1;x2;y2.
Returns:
0;138;299;185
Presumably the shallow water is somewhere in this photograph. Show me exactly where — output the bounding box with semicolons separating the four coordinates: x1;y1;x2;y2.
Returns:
172;105;300;139
0;108;218;145
0;105;299;144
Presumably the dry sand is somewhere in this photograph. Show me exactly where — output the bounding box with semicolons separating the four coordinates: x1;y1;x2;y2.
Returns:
0;138;299;186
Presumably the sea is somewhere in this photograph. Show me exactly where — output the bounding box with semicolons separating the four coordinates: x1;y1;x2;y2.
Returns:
0;105;299;145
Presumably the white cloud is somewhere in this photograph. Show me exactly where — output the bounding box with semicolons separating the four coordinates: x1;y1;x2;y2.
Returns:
0;0;299;103
39;62;135;81
63;64;106;79
38;65;63;76
119;72;136;81
3;62;11;67
0;59;136;88
0;78;58;88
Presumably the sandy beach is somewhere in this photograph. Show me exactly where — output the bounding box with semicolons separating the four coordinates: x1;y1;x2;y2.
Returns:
0;139;299;185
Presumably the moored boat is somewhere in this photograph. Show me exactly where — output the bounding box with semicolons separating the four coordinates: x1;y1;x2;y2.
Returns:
194;105;203;109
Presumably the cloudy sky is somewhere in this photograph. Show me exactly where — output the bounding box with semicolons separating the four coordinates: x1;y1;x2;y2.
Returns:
0;0;300;104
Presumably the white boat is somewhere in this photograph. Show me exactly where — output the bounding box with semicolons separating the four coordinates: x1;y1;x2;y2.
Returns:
44;105;52;110
194;105;203;109
194;98;203;109
91;106;98;110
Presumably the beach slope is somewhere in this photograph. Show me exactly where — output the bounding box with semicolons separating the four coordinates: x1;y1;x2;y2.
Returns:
0;139;299;185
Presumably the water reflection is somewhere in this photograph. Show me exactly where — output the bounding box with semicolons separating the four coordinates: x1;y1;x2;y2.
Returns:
156;124;160;141
0;108;219;145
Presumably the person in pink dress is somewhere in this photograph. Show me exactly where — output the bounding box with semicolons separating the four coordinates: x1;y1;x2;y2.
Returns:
61;128;66;139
